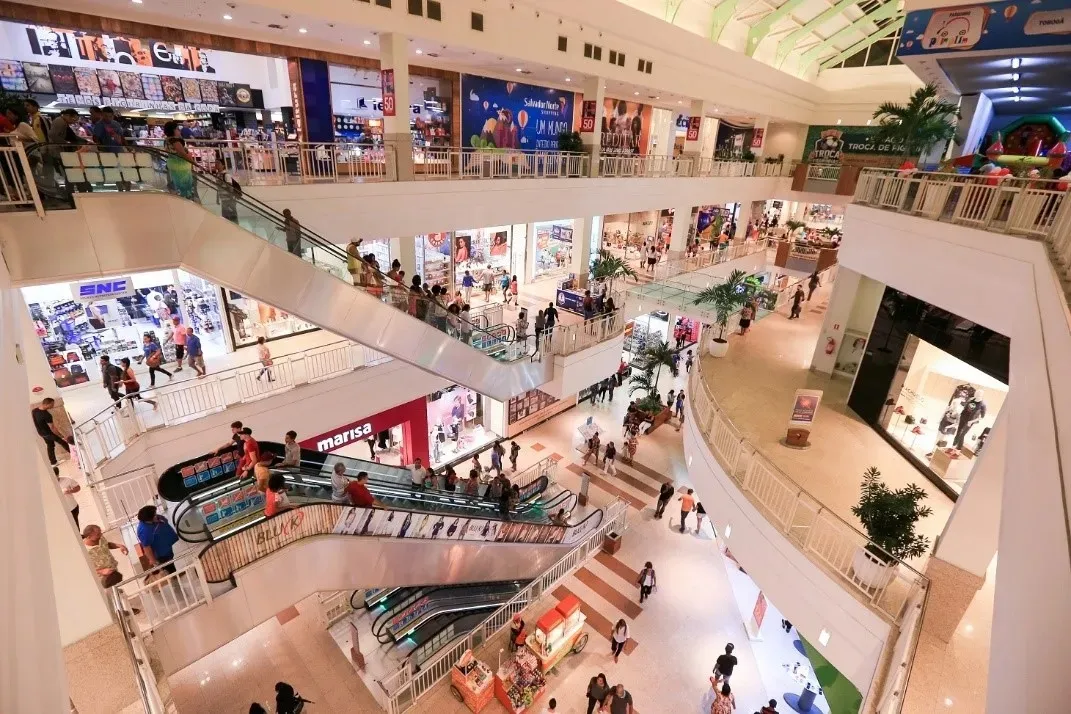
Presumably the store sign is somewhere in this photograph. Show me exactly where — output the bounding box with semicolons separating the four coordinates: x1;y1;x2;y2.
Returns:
24;26;215;73
676;114;690;129
899;0;1071;56
288;58;306;141
54;93;219;113
602;99;652;156
751;127;765;150
461;74;574;150
380;68;396;117
72;277;135;301
805;126;906;161
316;422;374;452
580;100;597;133
555;289;584;312
686;116;701;142
789;389;823;427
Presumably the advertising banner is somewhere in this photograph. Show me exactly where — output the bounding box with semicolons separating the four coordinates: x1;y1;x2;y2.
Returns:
24;26;216;72
461;74;574;150
686;116;702;142
602;99;652;156
789;389;823;427
331;507;568;545
898;0;1071;56
804;126;906;161
381;68;396;117
751;127;765;150
580;100;597;132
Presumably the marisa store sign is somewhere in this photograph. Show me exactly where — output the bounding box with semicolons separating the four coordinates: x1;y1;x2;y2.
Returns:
804;126;907;162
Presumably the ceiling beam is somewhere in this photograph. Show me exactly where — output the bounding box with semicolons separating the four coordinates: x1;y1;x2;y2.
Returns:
816;17;904;70
797;1;902;68
774;0;861;67
745;0;810;56
665;0;688;24
709;0;741;41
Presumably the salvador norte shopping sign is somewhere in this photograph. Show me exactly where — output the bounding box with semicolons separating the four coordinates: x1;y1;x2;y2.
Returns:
897;0;1071;56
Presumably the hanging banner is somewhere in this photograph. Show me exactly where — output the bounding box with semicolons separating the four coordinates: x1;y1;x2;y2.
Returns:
686;116;702;142
380;68;397;117
602;99;652;156
580;100;597;132
751;127;765;149
898;0;1071;56
461;74;574;150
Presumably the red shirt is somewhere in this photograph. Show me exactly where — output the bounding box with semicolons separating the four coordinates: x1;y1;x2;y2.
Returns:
345;481;375;507
240;437;260;473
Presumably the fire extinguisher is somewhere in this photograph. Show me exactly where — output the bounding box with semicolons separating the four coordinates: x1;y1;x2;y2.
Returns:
825;337;836;355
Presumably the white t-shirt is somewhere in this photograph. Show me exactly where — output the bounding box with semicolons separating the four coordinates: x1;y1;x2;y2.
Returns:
612;624;629;643
481;269;494;285
58;477;79;511
331;470;349;501
410;465;428;486
642;569;655;587
257;344;271;364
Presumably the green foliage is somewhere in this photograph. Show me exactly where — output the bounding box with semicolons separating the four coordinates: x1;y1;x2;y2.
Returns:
557;131;584;153
820;227;842;240
851;467;933;561
627;338;676;404
590;249;638;293
634;393;665;414
693;269;751;341
784;220;807;236
741;150;756;162
871;83;960;160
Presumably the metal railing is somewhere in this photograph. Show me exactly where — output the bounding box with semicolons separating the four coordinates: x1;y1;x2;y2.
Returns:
854;168;1071;243
85;465;159;530
688;359;928;623
380;499;629;713
415;148;589;180
599;154;694;178
808;163;842;181
0;138;44;214
539;309;626;357
651;237;771;282
73;340;391;469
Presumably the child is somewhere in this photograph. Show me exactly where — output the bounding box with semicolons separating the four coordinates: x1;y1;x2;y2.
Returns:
546;698;557;713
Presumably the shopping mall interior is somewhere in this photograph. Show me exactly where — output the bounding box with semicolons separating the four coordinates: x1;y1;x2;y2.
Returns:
0;0;1068;713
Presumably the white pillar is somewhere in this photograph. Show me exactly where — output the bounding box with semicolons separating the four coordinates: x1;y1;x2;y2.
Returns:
391;236;417;280
810;270;883;375
579;77;605;178
700;118;719;161
572;216;594;287
523;222;537;285
17;291;59;401
668;203;694;258
683;100;711;165
379;33;413;181
0;261;70;714
750;116;770;157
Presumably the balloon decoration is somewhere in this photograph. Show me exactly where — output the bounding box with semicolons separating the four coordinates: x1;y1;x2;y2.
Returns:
517;110;529;129
482;100;489;110
506;82;517;94
985;133;1004;161
1048;140;1067;168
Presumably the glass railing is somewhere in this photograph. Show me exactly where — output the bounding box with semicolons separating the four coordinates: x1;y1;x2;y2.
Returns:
28;143;535;363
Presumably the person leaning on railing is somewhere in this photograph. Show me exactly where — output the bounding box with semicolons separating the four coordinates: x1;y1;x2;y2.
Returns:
82;524;129;588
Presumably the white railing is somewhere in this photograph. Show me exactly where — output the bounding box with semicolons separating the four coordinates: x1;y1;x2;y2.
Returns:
689;360;927;623
651;237;771;282
111;588;174;714
539;309;626;357
808;163;842;181
85;465;158;530
694;158;755;178
416;148;589;180
381;499;629;714
854;168;1071;245
599;154;693;178
0;138;43;215
73;341;392;469
114;554;214;633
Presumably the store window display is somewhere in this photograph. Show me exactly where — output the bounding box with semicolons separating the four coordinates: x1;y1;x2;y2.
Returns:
415;233;452;290
427;385;495;466
622;311;670;358
879;336;1006;493
452;227;514;293
177;270;225;353
223;289;317;348
532;221;573;280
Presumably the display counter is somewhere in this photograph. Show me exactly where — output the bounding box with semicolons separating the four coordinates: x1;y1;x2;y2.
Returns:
555;275;586;315
494;646;547;713
450;650;494;713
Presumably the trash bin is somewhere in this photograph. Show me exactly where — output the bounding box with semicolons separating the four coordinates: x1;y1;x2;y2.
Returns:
602;531;622;555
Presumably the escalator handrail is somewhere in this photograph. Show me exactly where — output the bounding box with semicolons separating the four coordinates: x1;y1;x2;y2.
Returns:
197;500;605;583
29;143;532;361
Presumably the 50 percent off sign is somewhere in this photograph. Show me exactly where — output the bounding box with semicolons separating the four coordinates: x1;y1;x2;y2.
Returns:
380;68;397;117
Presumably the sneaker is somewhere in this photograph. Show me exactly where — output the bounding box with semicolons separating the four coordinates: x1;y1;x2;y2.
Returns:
911;425;923;435
893;405;905;415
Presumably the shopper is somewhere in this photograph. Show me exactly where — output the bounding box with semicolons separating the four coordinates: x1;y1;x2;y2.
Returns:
546;698;557;713
274;682;311;714
509;614;525;652
670;350;681;376
551;508;569;526
509;441;521;471
711;683;736;714
82;524;128;588
490;444;504;477
32;398;71;467
510;275;519;305
409;457;428;490
100;355;124;404
598;378;610;403
679;488;696;533
586;674;610;714
461;270;475;304
459;303;473;344
444;465;459;492
625;428;638;463
135;505;179;576
667;389;676;410
238;427;260;480
346;239;363;285
637;561;656;603
169;318;186;371
26;98;50;143
253;453;273;493
142;335;172;386
789;286;805;319
215;420;244;455
465;469;481;496
604;683;634;714
544;301;559;331
654;482;674;519
534;310;546;348
760;699;779;714
281;430;301;469
515;309;529;348
610;619;630;663
185;327;207;378
282;209;302;256
119;357;158;410
714;643;737;685
807;271;821;301
345;471;382;508
646;245;657;272
480;264;495;301
695;501;707;534
255;337;274;382
602;441;617;475
57;471;82;530
685;350;694;374
583;432;600;466
582;290;595;323
331;462;350;502
264;473;293;517
738;303;753;335
675;392;686;421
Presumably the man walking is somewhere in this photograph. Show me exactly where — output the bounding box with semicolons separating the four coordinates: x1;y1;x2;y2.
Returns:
807;271;821;301
167;317;185;371
679;488;696;533
32;397;70;467
185;327;207;378
82;524;128;588
654;482;674;519
409;457;428;490
789;286;805;319
100;355;123;404
544;301;558;332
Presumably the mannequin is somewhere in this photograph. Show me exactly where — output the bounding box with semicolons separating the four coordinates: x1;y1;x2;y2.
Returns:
937;396;966;438
953;389;987;448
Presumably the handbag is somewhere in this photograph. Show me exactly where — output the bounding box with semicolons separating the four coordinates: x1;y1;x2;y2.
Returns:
147;351;161;367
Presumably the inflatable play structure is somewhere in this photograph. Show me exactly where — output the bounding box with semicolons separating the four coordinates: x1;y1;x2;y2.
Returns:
954;114;1069;173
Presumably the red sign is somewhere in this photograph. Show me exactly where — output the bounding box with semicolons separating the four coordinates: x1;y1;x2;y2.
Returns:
580;100;597;133
752;592;768;630
751;127;765;149
686;115;702;142
381;68;396;117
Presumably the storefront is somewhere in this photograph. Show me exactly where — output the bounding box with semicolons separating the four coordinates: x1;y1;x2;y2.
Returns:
221;289;317;349
300;397;430;467
532;220;574;281
847;287;1010;498
484;388;578;439
426;385;496;467
695;205;735;243
21;269;227;389
602;210;672;259
622;311;670;357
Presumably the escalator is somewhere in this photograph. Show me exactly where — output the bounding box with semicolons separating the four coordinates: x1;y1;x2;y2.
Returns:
22;144;577;400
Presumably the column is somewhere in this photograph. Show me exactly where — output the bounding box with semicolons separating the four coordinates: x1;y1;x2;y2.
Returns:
523;222;537;285
286;57;333;144
571;216;594;288
578;77;605;178
682;100;711;167
700;117;719;162
750;116;770;158
668;203;694;259
379;33;414;181
391;236;417;280
952;94;993;158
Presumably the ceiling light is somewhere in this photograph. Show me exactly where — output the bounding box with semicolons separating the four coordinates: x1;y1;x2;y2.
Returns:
633;91;639;95
818;629;831;646
836;118;842;125
1014;96;1021;102
363;39;371;45
416;48;423;54
298;27;308;33
564;77;571;82
866;118;872;125
131;0;143;4
677;100;683;105
1012;72;1020;81
1012;86;1019;93
944;698;953;707
1011;58;1021;69
223;13;232;19
515;68;523;72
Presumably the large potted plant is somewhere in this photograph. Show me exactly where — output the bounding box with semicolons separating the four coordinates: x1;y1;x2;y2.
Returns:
871;83;960;161
590;249;638;295
849;467;933;589
693;269;750;358
627;341;675;430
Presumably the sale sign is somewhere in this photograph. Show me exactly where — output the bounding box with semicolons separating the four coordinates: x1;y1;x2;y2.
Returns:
751;127;765;149
580;100;597;132
380;68;396;117
686;115;701;142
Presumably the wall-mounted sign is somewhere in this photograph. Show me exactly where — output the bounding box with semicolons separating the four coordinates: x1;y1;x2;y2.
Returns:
686;115;702;142
71;276;135;302
316;422;374;452
751;127;765;149
899;0;1071;57
602;99;652;156
380;68;396;117
54;92;219;113
804;126;906;161
462;74;575;150
580;100;597;133
24;26;215;73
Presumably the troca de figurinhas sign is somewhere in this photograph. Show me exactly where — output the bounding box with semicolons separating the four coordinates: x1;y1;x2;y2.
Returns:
804;126;907;162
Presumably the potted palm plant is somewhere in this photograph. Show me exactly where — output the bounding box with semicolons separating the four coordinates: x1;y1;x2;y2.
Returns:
871;83;960;161
693;269;750;358
590;249;638;294
627;340;675;429
849;467;933;588
784;220;807;240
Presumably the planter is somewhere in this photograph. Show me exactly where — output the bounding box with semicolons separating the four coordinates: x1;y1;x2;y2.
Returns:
709;337;730;358
602;531;622;555
637;406;673;433
851;547;895;590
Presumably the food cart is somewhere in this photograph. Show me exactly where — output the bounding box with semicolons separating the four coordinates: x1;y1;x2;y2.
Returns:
525;595;589;672
449;650;494;713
